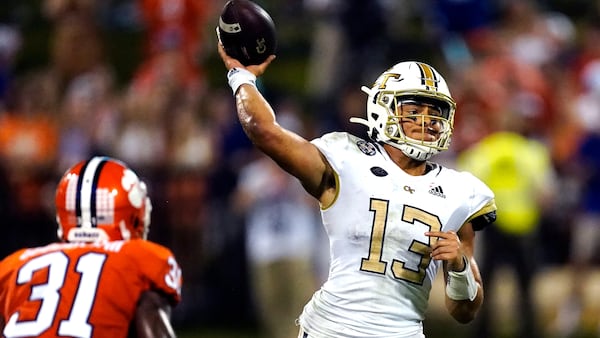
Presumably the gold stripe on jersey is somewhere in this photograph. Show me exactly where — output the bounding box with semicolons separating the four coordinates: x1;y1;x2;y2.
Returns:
320;170;341;210
466;199;497;223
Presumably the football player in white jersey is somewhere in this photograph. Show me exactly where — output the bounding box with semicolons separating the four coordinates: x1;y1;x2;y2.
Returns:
217;38;496;338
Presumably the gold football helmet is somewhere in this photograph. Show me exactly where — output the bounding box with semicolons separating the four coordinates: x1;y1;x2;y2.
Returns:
351;61;456;160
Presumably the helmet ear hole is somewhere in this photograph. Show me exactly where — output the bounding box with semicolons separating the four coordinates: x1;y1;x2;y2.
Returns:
386;124;398;137
129;213;146;236
132;218;143;237
131;216;140;228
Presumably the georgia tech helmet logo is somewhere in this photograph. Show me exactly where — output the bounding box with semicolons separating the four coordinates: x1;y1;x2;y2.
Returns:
256;38;267;54
377;73;403;89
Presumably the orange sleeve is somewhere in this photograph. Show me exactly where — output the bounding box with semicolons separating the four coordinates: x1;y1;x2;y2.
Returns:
123;240;182;305
0;249;27;318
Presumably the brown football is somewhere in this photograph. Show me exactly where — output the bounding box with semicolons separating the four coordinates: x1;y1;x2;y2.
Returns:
217;0;277;66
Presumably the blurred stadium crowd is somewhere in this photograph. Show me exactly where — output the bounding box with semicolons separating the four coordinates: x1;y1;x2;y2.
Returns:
1;0;600;337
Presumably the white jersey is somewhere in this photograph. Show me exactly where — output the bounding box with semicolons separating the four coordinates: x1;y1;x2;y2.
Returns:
298;132;496;338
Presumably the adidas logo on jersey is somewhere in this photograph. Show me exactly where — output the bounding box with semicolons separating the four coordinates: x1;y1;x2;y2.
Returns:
428;185;446;198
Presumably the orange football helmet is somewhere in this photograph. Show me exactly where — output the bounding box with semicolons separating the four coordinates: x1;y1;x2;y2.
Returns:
55;156;152;242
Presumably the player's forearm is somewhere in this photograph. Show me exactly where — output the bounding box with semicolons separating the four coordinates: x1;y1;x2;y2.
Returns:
236;85;277;139
135;313;176;338
134;291;176;338
443;255;483;323
445;285;483;323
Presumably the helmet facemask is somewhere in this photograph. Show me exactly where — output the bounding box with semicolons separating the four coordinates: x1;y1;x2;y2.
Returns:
350;61;456;161
386;95;454;160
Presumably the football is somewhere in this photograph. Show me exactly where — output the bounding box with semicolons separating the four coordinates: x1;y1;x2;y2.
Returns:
218;0;277;66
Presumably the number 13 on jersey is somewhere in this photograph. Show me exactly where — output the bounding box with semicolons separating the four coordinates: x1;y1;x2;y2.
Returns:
360;198;442;285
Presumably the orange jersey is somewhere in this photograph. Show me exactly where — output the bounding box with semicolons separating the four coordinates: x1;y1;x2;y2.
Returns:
0;239;182;338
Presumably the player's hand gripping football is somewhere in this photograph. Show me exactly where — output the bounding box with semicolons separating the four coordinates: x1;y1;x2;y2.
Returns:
216;28;276;77
426;230;467;272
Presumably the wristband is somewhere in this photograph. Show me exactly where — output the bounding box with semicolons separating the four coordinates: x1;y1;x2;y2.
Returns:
227;67;257;94
446;257;478;301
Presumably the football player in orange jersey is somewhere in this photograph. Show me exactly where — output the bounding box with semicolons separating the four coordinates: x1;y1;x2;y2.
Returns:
0;156;182;338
